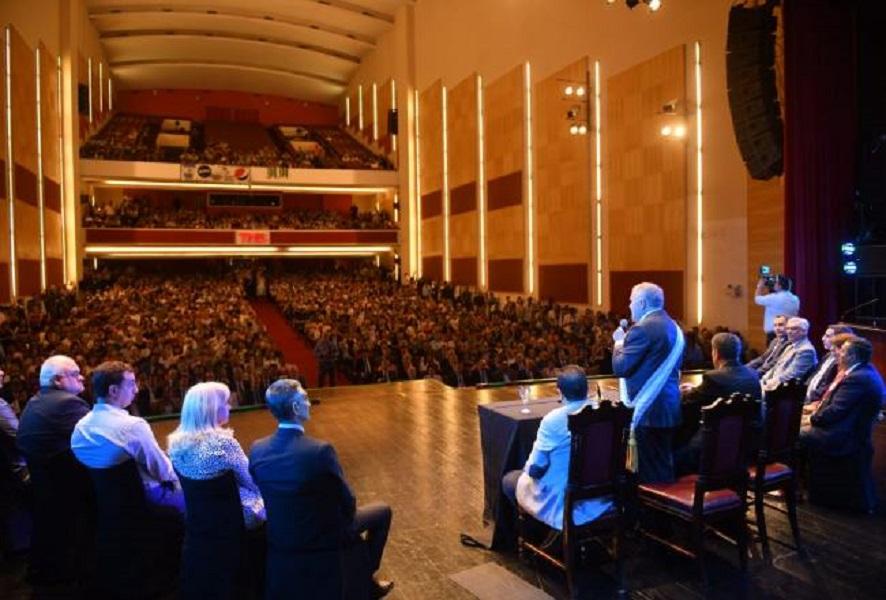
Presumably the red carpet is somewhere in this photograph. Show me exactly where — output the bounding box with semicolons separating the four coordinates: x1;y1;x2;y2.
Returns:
249;299;348;388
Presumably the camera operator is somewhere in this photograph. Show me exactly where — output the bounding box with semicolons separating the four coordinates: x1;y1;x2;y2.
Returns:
754;274;800;344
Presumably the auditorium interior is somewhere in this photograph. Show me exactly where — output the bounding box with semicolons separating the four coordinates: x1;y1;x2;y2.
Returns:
1;0;885;599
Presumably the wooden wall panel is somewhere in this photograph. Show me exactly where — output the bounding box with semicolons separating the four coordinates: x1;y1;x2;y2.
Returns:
485;65;526;293
607;46;687;309
378;79;394;151
610;270;685;322
10;28;41;297
448;74;479;264
365;83;376;142
40;42;63;281
0;32;8;303
451;256;477;287
422;255;443;282
535;57;592;304
419;81;444;279
747;175;785;351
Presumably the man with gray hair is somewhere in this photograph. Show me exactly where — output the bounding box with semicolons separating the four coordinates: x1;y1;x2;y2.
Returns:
761;317;818;391
250;379;394;598
612;282;684;483
16;355;90;585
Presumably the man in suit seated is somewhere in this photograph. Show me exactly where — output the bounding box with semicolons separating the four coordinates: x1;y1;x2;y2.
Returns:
501;366;613;530
805;324;853;405
674;333;762;476
250;379;394;598
800;336;885;457
746;314;789;376
761;317;818;391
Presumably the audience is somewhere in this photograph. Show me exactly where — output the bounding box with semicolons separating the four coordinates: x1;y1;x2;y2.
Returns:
805;324;853;404
167;382;266;530
83;196;397;230
71;361;185;515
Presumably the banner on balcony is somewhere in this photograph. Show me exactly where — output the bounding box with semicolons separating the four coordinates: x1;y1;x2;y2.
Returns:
181;164;251;183
235;230;271;245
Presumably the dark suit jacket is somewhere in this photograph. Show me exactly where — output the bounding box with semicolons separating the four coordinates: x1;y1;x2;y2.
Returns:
612;309;683;428
804;363;886;457
17;388;90;463
746;337;787;374
249;428;356;551
682;362;762;408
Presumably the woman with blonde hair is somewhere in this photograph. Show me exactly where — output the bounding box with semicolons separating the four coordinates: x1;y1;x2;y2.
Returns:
168;382;265;529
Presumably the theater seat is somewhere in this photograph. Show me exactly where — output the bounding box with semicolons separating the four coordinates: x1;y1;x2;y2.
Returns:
639;475;742;515
747;462;793;483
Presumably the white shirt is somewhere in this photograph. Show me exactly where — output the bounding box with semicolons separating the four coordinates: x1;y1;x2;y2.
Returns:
516;399;613;530
754;290;800;333
71;403;178;489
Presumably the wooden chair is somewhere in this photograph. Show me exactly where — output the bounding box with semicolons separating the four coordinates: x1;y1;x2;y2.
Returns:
517;400;631;598
748;379;804;560
638;395;756;584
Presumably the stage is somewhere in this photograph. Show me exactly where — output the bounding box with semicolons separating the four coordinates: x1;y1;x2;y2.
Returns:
146;379;886;600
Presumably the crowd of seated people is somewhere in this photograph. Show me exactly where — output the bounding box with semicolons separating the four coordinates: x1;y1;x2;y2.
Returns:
270;268;745;387
80;113;392;170
0;268;283;416
82;196;397;230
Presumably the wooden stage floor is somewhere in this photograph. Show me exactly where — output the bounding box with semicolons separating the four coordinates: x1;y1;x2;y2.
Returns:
149;379;886;600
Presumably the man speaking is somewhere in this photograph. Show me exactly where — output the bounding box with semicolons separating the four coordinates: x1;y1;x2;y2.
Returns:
612;282;684;483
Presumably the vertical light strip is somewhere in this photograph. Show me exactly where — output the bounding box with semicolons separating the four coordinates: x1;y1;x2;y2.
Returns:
524;62;535;295
391;79;397;152
345;96;351;127
357;85;364;131
108;76;113;112
98;61;103;115
371;83;378;141
695;41;704;325
442;86;450;281
393;191;399;223
414;88;422;277
57;55;66;283
477;74;487;289
374;254;381;268
87;57;93;124
594;60;603;306
35;47;46;291
5;28;17;299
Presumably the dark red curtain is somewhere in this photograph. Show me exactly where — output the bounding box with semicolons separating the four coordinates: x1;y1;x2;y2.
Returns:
784;0;857;335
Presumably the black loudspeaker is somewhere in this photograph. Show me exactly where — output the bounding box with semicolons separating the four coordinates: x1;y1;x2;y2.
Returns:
387;109;398;135
727;2;783;180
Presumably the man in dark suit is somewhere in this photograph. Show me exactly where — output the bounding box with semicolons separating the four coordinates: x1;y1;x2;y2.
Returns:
16;355;91;585
674;333;762;476
612;282;683;483
805;324;853;404
801;336;885;457
746;314;789;376
250;379;394;598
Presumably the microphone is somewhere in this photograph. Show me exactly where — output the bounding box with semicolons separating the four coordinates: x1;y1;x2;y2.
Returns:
840;298;879;321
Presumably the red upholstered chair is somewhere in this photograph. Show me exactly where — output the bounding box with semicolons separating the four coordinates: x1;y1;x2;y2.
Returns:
517;400;631;598
638;395;756;583
748;379;805;560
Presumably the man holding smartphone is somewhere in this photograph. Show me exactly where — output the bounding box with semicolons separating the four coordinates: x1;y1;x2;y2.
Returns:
754;271;800;344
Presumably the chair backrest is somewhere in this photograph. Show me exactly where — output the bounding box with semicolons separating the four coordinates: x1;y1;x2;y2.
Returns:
697;395;757;492
87;459;149;527
760;379;804;467
176;470;244;539
566;400;631;503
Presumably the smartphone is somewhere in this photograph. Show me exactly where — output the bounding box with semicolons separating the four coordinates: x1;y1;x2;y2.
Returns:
759;265;771;276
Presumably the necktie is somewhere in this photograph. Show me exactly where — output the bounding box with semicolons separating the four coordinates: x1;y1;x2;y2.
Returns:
817;369;848;410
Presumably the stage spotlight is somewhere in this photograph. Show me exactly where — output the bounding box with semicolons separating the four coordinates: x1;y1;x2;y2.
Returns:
841;241;856;256
673;124;687;138
570;124;579;135
646;0;662;12
565;85;574;96
843;261;858;275
660;125;673;137
578;124;588;135
576;86;586;97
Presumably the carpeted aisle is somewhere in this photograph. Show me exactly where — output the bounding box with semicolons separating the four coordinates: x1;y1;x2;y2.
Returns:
249;299;348;388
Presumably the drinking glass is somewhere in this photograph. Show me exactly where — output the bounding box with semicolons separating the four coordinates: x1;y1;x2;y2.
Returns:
518;385;531;414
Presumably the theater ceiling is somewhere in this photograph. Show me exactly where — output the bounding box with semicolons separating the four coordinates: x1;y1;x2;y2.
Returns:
86;0;410;104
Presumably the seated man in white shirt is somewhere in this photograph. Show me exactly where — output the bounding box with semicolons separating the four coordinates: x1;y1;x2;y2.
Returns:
501;365;612;531
71;361;184;515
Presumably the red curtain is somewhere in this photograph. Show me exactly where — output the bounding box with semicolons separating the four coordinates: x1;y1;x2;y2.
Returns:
784;0;858;334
